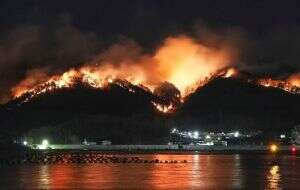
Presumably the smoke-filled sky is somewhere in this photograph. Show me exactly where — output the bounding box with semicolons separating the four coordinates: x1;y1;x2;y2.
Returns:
1;0;300;103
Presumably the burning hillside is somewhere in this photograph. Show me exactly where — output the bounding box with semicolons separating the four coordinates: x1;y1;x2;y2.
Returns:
5;35;300;113
9;35;236;113
256;75;300;94
8;66;300;114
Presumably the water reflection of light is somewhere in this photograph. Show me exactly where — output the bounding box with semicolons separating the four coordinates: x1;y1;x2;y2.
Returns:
149;154;191;189
80;159;114;189
33;154;246;189
232;154;243;188
38;165;50;189
190;155;243;189
193;154;200;168
48;164;74;188
190;154;201;188
267;165;281;190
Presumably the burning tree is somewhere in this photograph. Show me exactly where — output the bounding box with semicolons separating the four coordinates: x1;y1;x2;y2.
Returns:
153;82;181;113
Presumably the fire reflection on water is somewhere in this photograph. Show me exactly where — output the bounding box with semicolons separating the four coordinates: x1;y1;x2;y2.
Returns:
36;154;244;189
267;165;281;190
148;154;243;189
48;164;74;188
18;154;297;189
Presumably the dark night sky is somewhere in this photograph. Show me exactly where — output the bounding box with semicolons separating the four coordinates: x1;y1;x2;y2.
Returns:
1;1;299;38
1;0;300;102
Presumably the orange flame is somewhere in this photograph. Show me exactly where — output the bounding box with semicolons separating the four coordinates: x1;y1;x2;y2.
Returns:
151;102;176;113
287;73;300;88
222;67;238;78
11;35;236;112
256;74;300;94
153;36;232;96
11;35;300;113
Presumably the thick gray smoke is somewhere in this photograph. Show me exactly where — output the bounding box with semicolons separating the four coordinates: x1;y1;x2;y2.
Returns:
1;17;300;104
0;20;99;103
193;20;300;76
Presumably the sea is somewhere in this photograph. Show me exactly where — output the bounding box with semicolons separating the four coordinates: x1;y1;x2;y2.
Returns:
0;154;299;189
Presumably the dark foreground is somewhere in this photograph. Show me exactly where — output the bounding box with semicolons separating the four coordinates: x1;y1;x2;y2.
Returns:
0;153;300;189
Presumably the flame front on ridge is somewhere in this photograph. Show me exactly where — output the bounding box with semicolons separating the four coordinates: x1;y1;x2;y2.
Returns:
9;35;300;113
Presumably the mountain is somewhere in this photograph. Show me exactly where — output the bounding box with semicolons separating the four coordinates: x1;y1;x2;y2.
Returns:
0;75;300;144
0;81;169;144
5;81;156;116
175;77;300;132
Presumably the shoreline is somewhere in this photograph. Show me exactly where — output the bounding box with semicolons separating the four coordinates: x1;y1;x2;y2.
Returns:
40;144;300;154
1;145;298;165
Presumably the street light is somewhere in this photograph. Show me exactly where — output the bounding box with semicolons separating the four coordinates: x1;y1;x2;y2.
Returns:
193;131;199;139
280;134;286;139
171;128;177;134
42;139;49;146
270;144;278;153
38;139;49;150
234;131;240;138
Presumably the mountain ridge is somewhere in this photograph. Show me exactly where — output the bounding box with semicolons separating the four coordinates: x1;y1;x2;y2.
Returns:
0;75;299;143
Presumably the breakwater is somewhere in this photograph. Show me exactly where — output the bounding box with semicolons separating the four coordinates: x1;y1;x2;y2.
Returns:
0;144;298;165
0;152;187;165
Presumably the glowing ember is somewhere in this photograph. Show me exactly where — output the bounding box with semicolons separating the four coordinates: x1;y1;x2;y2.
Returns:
223;67;238;78
152;102;176;113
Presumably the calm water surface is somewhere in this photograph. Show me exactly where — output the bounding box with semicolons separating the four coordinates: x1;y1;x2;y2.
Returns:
1;154;300;189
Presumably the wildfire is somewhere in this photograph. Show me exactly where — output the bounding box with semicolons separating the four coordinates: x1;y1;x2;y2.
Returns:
9;65;300;113
256;77;300;94
10;35;236;112
288;73;300;87
151;102;176;113
223;67;238;78
9;34;300;113
153;36;232;96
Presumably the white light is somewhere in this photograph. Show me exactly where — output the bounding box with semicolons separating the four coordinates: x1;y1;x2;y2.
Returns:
234;131;240;138
188;132;192;138
193;131;199;139
108;78;112;83
23;141;28;146
205;135;211;139
42;139;49;146
171;128;177;133
280;134;286;139
38;139;49;149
